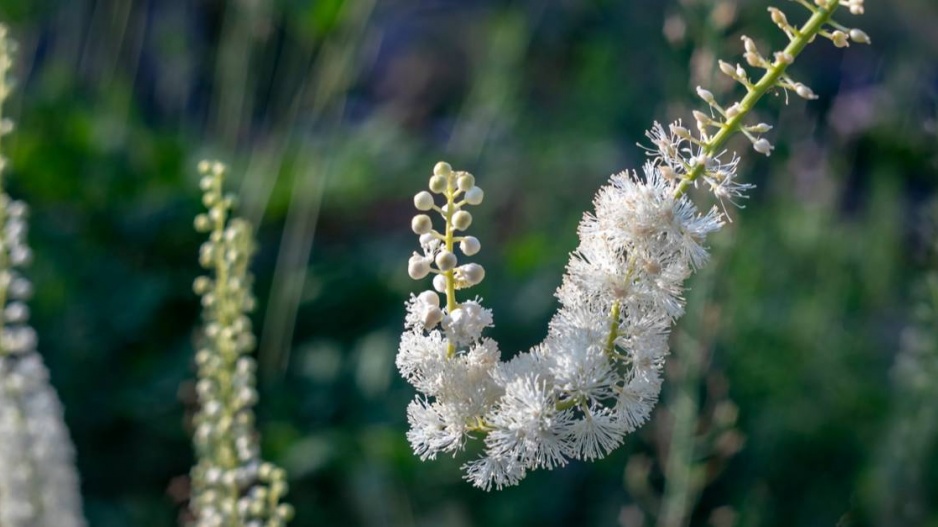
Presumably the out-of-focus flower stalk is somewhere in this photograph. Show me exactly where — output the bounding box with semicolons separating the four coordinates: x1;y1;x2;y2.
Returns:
189;161;293;527
0;23;86;527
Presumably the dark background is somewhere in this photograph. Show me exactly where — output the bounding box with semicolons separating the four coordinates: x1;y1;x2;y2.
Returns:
0;0;936;525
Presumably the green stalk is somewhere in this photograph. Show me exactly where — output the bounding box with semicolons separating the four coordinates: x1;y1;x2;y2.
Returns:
675;1;840;198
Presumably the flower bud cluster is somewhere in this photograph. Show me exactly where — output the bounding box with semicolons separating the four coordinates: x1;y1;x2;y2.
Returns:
398;1;867;491
0;25;86;527
406;162;488;338
190;161;292;527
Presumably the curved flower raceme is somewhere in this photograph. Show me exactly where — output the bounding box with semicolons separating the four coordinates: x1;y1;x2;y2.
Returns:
398;0;867;490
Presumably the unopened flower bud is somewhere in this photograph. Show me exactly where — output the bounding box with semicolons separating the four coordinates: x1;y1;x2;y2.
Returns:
719;60;736;78
768;7;788;27
693;110;712;126
464;186;484;206
433;161;453;177
456;263;485;285
457;173;475;191
774;51;793;64
794;83;817;100
429;175;447;194
194;214;212;232
831;30;849;48
432;274;447;293
423;306;443;328
452;210;472;231
435;250;457;271
753;138;774;156
725;103;742;118
696;86;715;104
742;35;757;54
411;214;433;235
414;191;434;211
747;122;772;133
418;290;440;307
669;124;690;139
408;255;431;279
849;28;870;44
460;236;481;256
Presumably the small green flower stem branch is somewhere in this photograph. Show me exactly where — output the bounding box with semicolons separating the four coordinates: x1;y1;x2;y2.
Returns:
674;0;840;199
598;1;842;361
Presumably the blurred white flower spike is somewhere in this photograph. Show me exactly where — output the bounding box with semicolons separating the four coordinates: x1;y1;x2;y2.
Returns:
0;24;86;526
397;0;867;490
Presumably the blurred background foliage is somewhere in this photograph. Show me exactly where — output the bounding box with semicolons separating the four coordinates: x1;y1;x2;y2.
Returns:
0;0;935;525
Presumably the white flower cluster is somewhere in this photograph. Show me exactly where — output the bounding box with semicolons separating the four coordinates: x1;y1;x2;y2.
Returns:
398;0;867;491
190;161;292;527
0;24;86;526
398;161;722;490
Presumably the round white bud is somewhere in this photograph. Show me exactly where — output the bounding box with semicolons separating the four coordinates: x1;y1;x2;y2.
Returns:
464;186;484;206
414;191;434;211
408;255;430;279
411;214;432;235
429;175;447;194
452;210;472;231
423;306;443;329
418;290;440;307
457;263;485;285
432;274;447;293
456;173;475;191
435;250;457;271
753;138;774;156
194;214;212;232
459;236;481;255
433;161;453;176
831;30;848;48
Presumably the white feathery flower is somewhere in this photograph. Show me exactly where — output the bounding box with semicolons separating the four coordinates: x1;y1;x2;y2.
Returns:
462;453;526;491
541;311;617;404
406;397;469;460
561;407;626;461
396;330;448;394
484;375;571;470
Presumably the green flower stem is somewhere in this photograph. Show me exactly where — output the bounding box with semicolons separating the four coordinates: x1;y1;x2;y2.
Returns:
445;174;458;359
674;0;840;199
